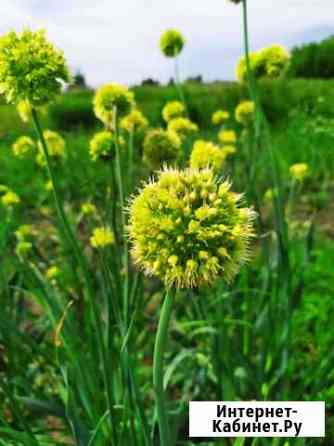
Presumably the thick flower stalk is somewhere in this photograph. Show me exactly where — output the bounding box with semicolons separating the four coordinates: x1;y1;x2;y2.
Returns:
235;100;255;125
93;83;134;126
0;29;70;105
162;101;185;122
128;167;255;288
143;129;181;169
190;140;226;173
12;136;36;158
160;29;185;58
89;131;114;161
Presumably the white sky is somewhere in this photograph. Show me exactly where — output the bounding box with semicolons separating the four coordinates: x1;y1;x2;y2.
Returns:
0;0;332;86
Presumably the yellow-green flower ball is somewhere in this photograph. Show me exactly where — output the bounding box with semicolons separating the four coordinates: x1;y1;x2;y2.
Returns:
89;131;114;161
15;224;35;241
90;227;114;248
1;189;20;207
128;167;255;288
81;202;97;216
235;101;255;126
212;110;230;126
143;129;181;169
16;240;33;258
235;53;260;83
120;109;148;133
218;129;237;145
221;145;237;158
167;117;198;140
258;44;290;78
190;140;225;173
16;99;47;123
12;136;36;158
93;83;134;126
162;101;185;122
289;163;309;181
160;29;185;58
37;130;66;166
236;45;289;83
0;29;70;105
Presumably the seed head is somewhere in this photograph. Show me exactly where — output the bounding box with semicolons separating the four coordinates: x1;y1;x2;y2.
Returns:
160;29;185;58
128;167;256;288
90;227;115;248
235;101;255;125
12;136;36;158
89;131;114;161
190;140;225;173
162;101;185;122
167;117;198;140
0;29;70;105
143;129;181;169
212;110;230;126
93;83;134;126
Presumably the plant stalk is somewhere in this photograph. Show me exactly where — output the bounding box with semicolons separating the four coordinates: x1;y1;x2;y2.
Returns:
153;289;174;446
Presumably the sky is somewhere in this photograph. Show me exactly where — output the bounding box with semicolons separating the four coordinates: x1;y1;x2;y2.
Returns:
0;0;332;87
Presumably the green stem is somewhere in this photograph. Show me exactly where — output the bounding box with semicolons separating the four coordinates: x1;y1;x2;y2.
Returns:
128;129;135;193
174;56;188;115
153;289;174;446
31;108;116;439
113;109;130;326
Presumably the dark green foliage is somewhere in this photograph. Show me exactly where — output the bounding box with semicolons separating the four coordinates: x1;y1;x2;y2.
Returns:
288;35;334;79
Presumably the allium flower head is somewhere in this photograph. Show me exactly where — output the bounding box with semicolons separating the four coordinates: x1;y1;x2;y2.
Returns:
218;129;237;145
128;167;255;288
93;83;134;126
16;240;33;258
190;140;225;173
235;101;255;126
289;163;309;181
16;99;47;123
221;145;237;158
15;224;35;241
81;202;97;216
1;189;20;207
236;53;260;83
120;109;148;133
236;45;289;83
167;117;198;140
89;131;114;161
12;136;36;158
46;265;61;281
212;110;230;126
37;130;66;166
143;129;181;169
162;101;185;122
258;45;290;78
90;227;114;248
160;29;185;58
0;29;70;105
